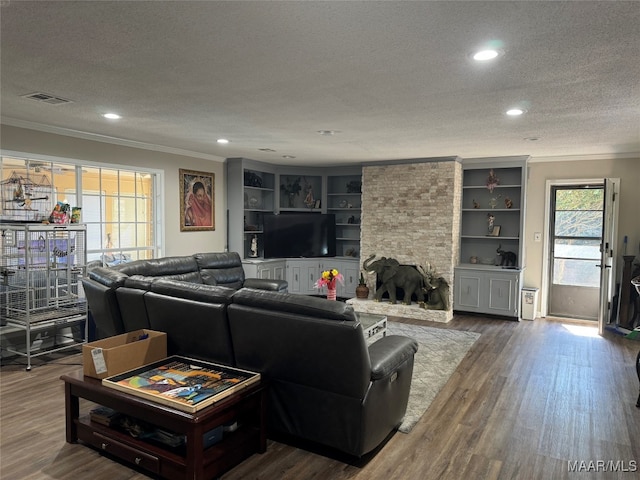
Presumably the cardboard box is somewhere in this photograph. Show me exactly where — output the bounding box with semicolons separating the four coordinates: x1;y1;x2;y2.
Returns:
83;329;167;379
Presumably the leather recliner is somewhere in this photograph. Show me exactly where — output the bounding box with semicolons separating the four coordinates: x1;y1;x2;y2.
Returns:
228;288;418;457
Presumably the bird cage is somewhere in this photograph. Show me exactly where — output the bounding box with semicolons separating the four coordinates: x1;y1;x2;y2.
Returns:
0;172;53;223
1;223;87;370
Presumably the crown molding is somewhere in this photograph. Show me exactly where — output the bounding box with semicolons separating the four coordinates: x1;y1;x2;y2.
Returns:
1;117;225;162
529;152;640;163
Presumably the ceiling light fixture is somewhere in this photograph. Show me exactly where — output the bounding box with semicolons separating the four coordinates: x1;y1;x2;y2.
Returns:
317;130;339;136
472;49;500;61
506;108;526;116
217;138;230;144
102;113;121;120
282;155;296;159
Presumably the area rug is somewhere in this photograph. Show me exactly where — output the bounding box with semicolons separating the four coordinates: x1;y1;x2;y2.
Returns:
387;321;480;433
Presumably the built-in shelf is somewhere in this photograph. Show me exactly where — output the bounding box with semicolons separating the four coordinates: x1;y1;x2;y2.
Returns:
454;157;529;318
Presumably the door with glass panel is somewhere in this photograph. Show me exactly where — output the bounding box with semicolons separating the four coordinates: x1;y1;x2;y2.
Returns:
548;185;604;320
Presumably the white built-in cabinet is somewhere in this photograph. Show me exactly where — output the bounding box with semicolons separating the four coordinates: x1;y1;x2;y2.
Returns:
242;259;286;281
454;157;528;318
285;258;359;298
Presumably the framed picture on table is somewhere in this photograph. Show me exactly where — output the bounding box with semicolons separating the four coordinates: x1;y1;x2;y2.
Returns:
487;225;501;237
179;169;215;231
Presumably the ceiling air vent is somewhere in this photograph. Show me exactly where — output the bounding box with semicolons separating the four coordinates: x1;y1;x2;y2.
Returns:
21;92;73;105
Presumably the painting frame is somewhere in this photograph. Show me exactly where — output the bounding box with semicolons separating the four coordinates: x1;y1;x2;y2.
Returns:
179;169;215;232
102;355;261;413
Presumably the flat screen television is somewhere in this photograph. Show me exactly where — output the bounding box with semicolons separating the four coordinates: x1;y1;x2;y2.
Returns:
263;213;336;259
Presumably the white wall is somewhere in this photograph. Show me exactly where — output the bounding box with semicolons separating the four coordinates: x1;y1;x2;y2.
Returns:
0;125;227;256
524;157;640;310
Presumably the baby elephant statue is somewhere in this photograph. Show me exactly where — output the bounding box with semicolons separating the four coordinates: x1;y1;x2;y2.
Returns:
417;264;451;311
497;244;517;267
363;254;425;305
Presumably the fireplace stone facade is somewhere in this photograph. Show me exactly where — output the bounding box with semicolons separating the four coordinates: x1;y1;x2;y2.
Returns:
353;158;462;322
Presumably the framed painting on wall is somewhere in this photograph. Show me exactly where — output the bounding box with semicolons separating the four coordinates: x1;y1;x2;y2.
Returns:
179;169;215;231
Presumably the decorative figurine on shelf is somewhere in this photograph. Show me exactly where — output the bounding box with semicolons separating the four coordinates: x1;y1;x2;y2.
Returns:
250;235;258;258
346;180;362;193
504;196;513;209
281;177;302;208
486;169;500;192
473;199;480;209
497;244;517;267
304;184;315;209
487;213;495;234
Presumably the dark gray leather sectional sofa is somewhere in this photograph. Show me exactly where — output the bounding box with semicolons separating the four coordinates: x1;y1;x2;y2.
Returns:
81;252;418;457
83;251;287;339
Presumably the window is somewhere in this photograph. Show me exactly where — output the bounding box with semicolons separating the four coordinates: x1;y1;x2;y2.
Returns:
0;155;160;265
551;186;603;288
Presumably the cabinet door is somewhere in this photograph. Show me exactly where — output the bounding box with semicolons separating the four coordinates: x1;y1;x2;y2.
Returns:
487;275;517;316
272;262;286;281
340;264;359;298
286;259;321;295
303;260;321;295
286;261;303;294
455;272;482;310
256;265;271;279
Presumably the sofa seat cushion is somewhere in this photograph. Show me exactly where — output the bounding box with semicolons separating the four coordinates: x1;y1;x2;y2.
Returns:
232;288;357;321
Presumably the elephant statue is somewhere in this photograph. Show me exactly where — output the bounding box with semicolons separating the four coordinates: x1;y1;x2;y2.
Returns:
363;254;425;305
417;264;451;311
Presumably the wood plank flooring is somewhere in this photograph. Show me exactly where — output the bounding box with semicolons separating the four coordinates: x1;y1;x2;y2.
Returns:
1;315;638;480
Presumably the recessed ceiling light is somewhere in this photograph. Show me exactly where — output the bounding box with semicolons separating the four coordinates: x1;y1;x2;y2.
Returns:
506;108;526;116
472;49;500;61
317;130;339;136
103;113;121;120
217;138;230;144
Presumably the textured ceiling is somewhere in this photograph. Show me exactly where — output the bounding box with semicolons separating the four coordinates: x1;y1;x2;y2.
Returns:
1;1;639;166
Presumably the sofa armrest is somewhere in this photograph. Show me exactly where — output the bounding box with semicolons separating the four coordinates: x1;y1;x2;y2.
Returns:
88;266;129;288
368;335;419;380
243;277;288;292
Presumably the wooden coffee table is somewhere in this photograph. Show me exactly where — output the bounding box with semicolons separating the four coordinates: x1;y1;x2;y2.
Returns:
61;370;267;480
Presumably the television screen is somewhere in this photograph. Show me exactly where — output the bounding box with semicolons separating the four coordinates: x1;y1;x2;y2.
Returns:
263;213;336;258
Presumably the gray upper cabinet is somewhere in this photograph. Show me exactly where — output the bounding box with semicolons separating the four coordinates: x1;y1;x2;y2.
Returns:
227;158;362;261
227;158;277;259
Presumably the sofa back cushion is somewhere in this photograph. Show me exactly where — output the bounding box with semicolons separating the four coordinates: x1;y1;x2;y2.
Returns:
228;288;370;397
150;278;236;303
231;288;357;321
195;252;245;289
144;280;236;366
116;256;201;283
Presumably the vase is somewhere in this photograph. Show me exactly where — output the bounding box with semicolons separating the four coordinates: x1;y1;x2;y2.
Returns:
327;286;337;301
355;284;369;299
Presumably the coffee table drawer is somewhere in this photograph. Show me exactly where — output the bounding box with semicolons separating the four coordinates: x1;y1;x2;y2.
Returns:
90;431;160;474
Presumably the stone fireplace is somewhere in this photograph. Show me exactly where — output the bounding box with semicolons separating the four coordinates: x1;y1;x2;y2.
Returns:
348;158;462;323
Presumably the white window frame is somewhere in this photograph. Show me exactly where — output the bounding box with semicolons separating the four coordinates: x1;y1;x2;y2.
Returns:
0;150;165;260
